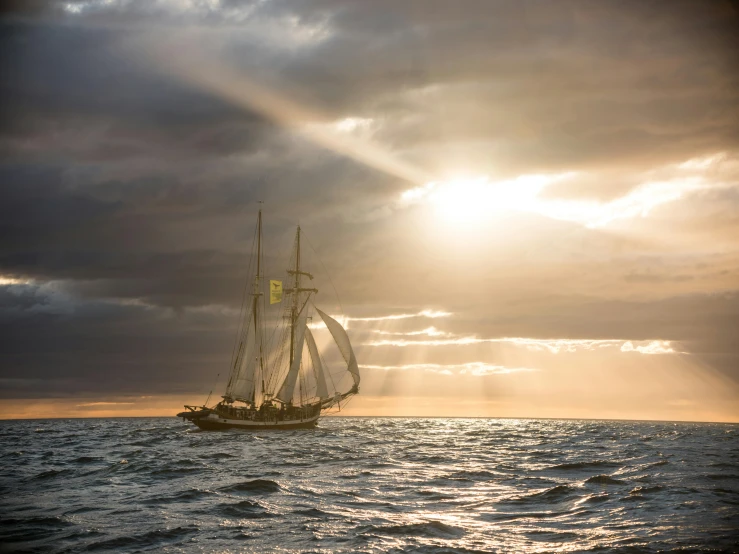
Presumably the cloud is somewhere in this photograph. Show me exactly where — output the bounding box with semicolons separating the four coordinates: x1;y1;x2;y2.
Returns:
0;1;738;419
347;310;451;322
362;362;535;376
364;334;679;355
76;401;134;407
373;326;449;337
620;340;677;355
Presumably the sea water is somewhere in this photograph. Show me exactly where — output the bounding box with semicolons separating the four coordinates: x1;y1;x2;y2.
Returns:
0;417;737;553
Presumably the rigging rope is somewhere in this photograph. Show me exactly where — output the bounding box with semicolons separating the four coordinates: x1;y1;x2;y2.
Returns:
226;214;260;389
302;232;345;319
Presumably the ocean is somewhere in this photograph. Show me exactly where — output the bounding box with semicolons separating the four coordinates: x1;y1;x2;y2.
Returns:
0;417;737;553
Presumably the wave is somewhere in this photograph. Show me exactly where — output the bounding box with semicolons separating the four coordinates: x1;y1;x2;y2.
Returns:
708;462;738;469
363;520;465;539
64;506;100;515
585;475;626;485
73;456;103;464
415;489;456;501
449;469;503;480
496;485;583;506
203;451;239;459
30;468;74;481
0;515;74;543
292;508;330;518
1;516;73;529
480;510;574;522
705;473;739;481
629;485;664;495
220;479;281;494
581;492;609;504
148;466;206;478
143;488;214;504
1;451;23;458
218;500;275;519
83;525;198;551
548;461;621;471
517;484;579;502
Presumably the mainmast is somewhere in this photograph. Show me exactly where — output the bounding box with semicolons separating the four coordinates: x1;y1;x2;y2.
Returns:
289;226;303;369
275;225;317;406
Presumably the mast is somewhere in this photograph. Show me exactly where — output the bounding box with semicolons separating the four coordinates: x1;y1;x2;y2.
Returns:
275;226;317;405
223;207;265;405
289;226;301;370
252;208;264;405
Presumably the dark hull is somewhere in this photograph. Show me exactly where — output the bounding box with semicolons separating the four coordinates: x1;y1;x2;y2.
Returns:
192;418;318;431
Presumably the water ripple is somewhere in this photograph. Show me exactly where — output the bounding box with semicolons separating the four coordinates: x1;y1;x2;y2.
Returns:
0;417;737;552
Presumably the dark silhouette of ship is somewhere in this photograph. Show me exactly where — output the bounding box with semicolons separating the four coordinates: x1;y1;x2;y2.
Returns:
178;208;359;430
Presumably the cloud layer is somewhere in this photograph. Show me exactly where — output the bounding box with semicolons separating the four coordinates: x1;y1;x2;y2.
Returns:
1;1;738;420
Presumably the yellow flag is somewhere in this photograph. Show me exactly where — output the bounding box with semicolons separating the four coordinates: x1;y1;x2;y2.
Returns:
269;280;283;304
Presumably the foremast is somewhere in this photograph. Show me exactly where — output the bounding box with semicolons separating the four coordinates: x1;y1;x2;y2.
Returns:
223;208;265;406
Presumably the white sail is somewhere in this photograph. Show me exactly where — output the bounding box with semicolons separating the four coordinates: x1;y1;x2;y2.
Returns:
226;315;258;403
276;305;309;403
315;307;360;388
305;327;329;400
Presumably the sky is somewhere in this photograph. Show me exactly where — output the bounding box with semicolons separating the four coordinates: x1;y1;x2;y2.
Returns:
1;0;738;421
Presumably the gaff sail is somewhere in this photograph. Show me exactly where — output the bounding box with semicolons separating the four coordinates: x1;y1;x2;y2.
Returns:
315;307;360;390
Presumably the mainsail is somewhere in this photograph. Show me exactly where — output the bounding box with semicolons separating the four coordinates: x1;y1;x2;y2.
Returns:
275;305;309;403
305;327;328;400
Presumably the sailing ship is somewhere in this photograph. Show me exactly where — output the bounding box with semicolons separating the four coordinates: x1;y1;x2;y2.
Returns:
177;209;359;430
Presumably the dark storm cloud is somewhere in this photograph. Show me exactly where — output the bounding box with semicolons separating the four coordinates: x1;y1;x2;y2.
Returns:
1;0;739;401
0;282;237;397
0;21;278;164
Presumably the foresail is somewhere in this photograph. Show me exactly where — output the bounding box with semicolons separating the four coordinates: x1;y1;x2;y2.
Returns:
315;307;360;388
226;318;258;403
305;327;328;399
276;305;309;403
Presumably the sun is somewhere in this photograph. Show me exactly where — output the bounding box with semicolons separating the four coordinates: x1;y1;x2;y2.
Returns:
403;174;560;227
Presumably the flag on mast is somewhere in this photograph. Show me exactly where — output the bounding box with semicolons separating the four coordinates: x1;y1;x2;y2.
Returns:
269;280;283;304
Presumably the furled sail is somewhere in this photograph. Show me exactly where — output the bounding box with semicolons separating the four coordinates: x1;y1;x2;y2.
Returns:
305;327;328;399
276;305;309;403
226;314;258;403
315;307;360;388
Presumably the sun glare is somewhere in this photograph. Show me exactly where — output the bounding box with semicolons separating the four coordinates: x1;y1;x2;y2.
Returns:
401;156;722;229
403;173;575;226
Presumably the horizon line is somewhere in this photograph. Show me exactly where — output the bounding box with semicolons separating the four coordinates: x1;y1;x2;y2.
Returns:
1;414;736;425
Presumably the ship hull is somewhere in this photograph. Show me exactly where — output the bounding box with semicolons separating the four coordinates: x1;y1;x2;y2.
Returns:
184;412;320;431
